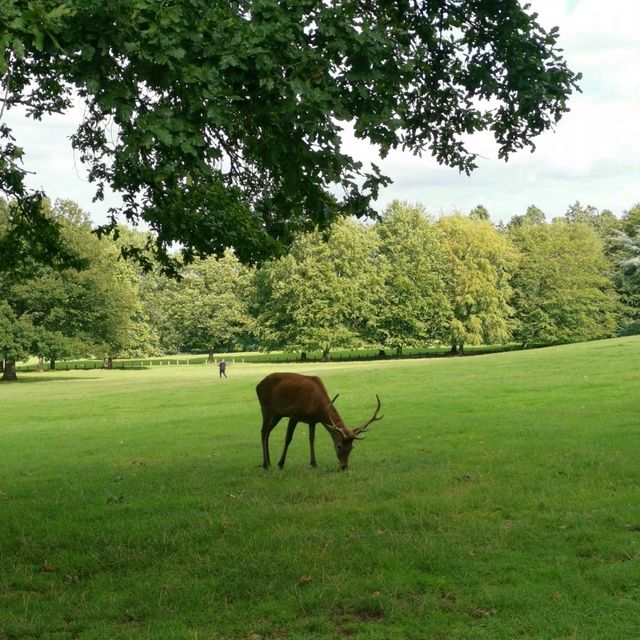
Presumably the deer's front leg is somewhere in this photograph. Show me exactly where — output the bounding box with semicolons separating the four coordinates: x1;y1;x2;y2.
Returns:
277;418;298;469
309;422;317;467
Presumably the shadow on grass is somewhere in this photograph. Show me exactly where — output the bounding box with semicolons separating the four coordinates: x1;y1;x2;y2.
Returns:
2;375;102;383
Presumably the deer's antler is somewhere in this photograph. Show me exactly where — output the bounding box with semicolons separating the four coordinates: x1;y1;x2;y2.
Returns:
325;416;344;436
352;395;383;437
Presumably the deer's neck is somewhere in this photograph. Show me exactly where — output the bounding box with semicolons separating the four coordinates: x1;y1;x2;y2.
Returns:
322;403;347;432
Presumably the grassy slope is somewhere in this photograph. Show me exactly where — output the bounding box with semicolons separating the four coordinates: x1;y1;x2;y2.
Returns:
1;337;639;639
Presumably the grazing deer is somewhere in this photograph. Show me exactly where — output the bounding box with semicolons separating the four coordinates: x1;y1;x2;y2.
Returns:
256;372;382;470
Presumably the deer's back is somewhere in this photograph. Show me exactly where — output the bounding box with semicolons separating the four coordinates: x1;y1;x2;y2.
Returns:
257;372;329;419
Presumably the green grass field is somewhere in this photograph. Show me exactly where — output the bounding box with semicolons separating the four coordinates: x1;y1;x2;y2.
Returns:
1;337;639;639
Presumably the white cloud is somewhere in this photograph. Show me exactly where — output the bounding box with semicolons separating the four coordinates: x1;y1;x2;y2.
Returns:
367;0;640;219
4;101;119;225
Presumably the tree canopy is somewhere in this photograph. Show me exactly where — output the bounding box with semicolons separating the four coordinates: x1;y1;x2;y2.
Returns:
255;219;381;359
373;201;450;354
1;0;580;269
609;224;640;335
438;214;517;354
509;220;619;346
169;251;255;358
0;198;137;379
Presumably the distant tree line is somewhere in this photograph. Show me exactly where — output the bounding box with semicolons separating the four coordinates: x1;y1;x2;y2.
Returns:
1;197;639;380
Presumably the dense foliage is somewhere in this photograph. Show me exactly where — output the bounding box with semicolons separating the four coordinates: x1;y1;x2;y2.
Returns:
438;214;517;354
374;203;450;354
0;199;136;379
509;220;619;346
255;219;383;359
608;207;640;335
1;0;580;269
2;196;638;380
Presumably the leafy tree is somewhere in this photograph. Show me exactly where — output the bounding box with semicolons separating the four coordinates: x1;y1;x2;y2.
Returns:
107;225;166;357
256;219;382;360
137;270;181;356
1;0;580;269
469;204;490;221
0;198;30;378
438;214;517;354
0;198;89;379
83;248;139;369
169;251;255;359
373;201;450;354
0;198;137;379
621;203;640;237
0;298;35;380
562;201;621;240
45;202;140;368
509;221;619;346
508;204;546;229
609;227;640;335
11;264;87;370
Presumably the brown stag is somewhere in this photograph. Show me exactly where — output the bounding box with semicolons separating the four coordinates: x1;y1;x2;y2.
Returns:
256;372;382;470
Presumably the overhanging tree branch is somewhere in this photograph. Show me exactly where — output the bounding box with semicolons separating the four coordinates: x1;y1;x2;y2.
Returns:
1;0;581;271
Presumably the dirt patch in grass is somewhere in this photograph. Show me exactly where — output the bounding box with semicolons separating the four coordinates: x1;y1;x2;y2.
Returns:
333;602;385;635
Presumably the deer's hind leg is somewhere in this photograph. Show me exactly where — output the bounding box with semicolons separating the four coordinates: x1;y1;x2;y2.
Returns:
277;418;298;469
261;414;282;469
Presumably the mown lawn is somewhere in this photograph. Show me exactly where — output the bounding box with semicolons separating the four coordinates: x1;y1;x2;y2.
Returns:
1;336;639;639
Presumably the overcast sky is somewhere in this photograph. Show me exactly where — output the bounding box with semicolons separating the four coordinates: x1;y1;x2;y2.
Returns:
5;0;639;226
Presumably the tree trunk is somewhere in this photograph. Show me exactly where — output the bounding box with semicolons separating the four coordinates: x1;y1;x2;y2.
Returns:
377;349;386;358
449;342;458;355
37;356;44;372
395;345;403;357
300;351;308;361
321;348;330;362
103;356;113;369
2;359;17;381
207;348;214;363
0;358;4;374
50;357;56;371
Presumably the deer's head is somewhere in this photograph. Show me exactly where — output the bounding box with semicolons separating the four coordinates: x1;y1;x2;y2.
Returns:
326;395;383;470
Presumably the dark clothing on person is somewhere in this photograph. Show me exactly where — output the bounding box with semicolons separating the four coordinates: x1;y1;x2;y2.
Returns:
218;359;227;378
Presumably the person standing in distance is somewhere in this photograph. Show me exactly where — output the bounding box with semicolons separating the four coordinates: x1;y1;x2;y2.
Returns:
218;358;228;378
